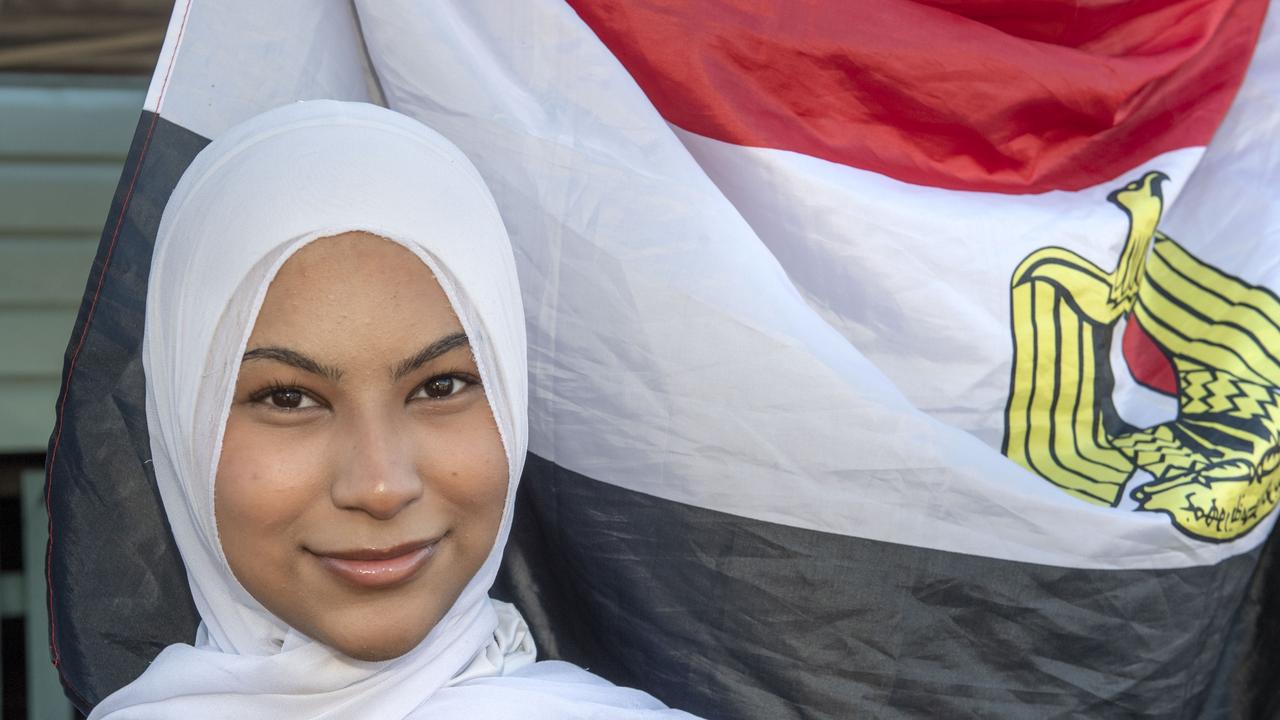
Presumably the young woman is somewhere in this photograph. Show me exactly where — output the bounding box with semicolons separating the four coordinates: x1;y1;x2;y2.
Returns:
88;100;695;719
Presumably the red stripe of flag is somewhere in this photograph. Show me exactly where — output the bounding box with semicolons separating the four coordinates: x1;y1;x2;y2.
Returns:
568;0;1268;194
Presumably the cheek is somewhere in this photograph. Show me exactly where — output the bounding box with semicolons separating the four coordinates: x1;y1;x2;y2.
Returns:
421;408;509;529
215;414;330;563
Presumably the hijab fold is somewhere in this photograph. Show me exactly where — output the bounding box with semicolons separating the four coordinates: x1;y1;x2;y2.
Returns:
89;101;689;719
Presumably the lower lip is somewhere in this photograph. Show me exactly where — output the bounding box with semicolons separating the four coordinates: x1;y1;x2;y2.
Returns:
315;543;438;589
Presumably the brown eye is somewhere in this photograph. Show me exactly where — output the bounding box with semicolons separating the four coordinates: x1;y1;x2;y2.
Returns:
415;375;472;400
271;388;304;408
256;387;318;410
425;377;456;398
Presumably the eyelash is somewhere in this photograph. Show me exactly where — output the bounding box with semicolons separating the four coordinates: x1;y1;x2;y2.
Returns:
247;372;481;411
247;380;320;411
409;372;480;401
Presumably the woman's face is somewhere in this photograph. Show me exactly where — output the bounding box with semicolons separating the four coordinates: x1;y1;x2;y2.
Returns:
215;232;508;661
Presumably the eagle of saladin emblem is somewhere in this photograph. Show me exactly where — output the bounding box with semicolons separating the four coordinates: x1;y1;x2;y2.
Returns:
1003;171;1280;542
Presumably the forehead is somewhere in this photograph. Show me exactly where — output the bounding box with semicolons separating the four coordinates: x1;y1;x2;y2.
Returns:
247;232;465;358
273;231;431;286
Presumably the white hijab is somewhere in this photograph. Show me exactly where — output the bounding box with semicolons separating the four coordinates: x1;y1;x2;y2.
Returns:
90;101;692;719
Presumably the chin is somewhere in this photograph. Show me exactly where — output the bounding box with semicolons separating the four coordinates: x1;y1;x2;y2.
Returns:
342;643;416;662
315;611;436;662
331;630;428;662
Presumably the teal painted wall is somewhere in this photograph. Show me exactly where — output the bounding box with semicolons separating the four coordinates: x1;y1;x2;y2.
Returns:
0;75;146;453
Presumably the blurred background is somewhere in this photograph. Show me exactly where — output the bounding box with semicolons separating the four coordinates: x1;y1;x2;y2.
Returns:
1;1;170;717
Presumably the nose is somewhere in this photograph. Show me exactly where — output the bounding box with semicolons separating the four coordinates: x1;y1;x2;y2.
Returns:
330;411;423;520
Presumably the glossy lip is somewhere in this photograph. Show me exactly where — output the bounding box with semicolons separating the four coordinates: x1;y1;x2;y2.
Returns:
310;537;442;589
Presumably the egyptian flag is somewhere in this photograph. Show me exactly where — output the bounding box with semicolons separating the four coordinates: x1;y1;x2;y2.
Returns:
45;1;1280;717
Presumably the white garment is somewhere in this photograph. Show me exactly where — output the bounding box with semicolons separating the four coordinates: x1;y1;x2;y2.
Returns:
89;101;693;719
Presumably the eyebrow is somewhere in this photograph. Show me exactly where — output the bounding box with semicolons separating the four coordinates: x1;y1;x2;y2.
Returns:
240;331;470;383
241;347;344;381
392;332;470;382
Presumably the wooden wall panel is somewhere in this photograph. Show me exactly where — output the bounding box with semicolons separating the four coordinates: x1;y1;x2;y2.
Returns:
0;79;144;453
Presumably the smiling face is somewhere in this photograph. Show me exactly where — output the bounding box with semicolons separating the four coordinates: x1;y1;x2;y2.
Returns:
214;232;508;661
